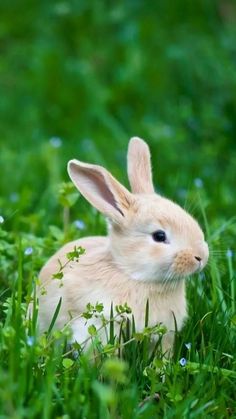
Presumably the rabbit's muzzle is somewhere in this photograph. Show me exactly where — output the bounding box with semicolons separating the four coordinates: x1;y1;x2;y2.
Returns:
172;248;208;277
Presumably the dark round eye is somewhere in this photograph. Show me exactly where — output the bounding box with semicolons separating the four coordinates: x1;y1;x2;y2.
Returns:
152;230;167;242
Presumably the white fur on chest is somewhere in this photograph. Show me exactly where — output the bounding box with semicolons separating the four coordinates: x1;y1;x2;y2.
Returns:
70;280;187;343
127;283;187;332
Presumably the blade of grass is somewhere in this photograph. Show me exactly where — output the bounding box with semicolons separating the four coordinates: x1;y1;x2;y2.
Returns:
47;297;62;337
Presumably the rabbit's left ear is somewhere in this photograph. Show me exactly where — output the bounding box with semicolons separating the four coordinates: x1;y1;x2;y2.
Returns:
68;159;134;223
127;137;154;194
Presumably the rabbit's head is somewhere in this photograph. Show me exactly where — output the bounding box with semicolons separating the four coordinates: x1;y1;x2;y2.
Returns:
68;137;209;286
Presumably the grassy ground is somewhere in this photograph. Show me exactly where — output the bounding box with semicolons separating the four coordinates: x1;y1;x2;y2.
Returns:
0;1;236;418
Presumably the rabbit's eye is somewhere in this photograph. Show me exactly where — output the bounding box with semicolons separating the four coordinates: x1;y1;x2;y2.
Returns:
152;230;167;243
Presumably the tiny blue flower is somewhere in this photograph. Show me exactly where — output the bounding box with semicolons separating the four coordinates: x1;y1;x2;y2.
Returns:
27;336;35;346
179;357;187;367
74;220;86;230
24;247;33;256
185;342;192;350
50;137;62;148
226;249;233;258
0;215;4;224
194;178;203;188
10;193;19;202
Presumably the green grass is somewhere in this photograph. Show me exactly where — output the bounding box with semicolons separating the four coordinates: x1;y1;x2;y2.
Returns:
0;1;236;417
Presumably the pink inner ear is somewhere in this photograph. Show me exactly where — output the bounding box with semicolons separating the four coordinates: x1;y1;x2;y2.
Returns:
75;166;124;216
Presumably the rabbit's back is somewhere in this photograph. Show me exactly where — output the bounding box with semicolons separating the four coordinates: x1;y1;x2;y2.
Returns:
40;236;109;285
38;236;112;332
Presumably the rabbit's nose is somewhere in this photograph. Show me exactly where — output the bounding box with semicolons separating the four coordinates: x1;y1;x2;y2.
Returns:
194;256;202;262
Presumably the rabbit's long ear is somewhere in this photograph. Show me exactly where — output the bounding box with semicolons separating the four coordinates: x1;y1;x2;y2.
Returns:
68;160;134;223
127;137;154;194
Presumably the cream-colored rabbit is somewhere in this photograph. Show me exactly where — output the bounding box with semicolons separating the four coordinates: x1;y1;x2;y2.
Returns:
37;137;209;351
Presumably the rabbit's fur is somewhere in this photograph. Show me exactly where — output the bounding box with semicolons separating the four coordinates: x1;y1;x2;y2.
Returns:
37;137;209;351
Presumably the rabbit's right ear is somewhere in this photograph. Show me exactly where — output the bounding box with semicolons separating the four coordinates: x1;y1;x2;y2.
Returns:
68;160;134;223
127;137;154;194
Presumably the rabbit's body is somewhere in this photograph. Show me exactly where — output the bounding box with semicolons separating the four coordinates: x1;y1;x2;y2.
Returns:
39;235;186;344
37;137;208;351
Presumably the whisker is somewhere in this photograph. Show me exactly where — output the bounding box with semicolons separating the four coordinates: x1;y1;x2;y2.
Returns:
209;249;228;254
205;263;227;277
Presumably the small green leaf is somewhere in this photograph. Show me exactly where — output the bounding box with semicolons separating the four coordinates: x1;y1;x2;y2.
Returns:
58;182;79;208
82;312;93;319
174;394;183;402
102;358;128;384
134;332;144;342
52;272;64;280
66;246;85;261
63;358;74;369
49;225;64;240
88;325;97;336
86;303;94;311
103;344;116;354
95;303;104;313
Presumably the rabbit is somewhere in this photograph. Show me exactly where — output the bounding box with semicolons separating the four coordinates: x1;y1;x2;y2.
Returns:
37;137;209;353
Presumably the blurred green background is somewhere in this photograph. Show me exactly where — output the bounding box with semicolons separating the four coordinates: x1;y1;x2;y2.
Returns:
0;0;236;234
